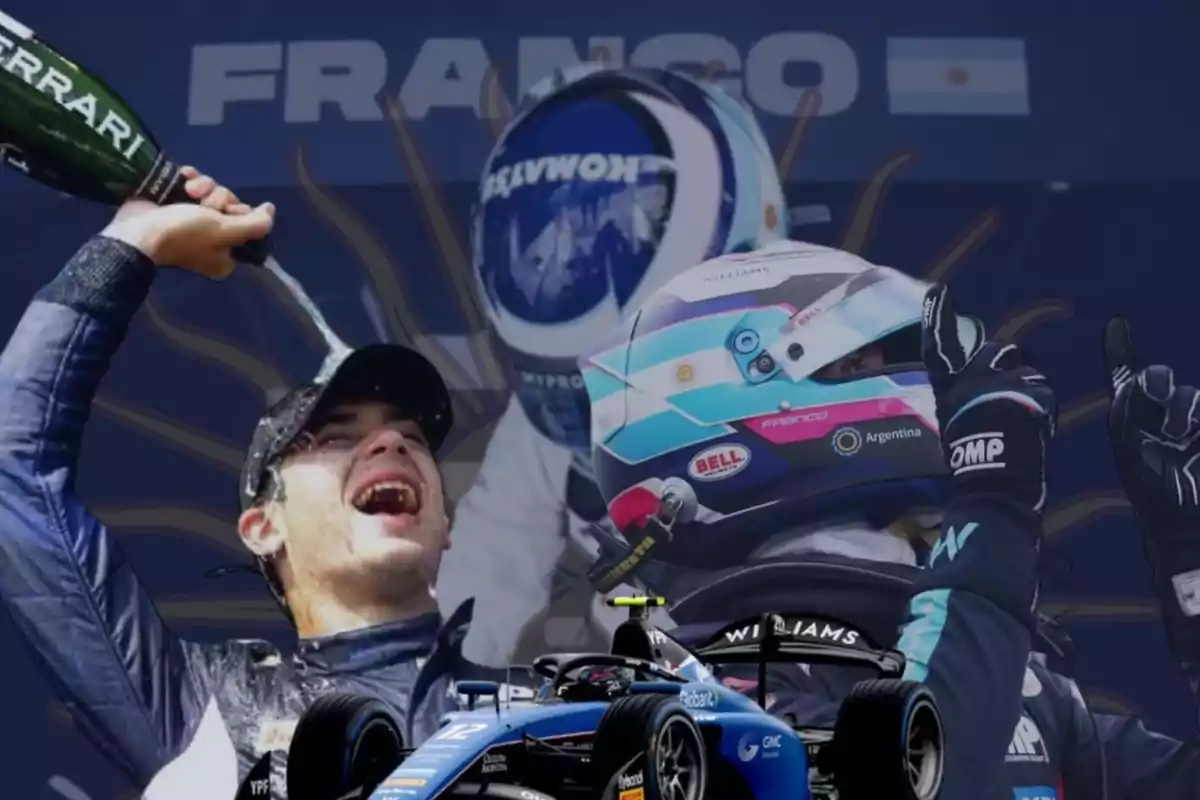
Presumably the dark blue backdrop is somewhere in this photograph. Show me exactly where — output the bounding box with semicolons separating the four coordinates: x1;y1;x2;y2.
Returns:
0;1;1196;797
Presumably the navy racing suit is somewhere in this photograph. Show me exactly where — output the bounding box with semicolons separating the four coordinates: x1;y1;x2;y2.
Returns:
671;552;1200;800
0;237;475;800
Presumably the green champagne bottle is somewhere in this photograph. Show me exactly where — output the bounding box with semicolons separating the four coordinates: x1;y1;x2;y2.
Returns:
0;9;268;264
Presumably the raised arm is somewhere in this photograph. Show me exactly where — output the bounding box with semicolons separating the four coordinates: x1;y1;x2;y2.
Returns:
1104;317;1200;698
896;286;1054;799
0;184;274;787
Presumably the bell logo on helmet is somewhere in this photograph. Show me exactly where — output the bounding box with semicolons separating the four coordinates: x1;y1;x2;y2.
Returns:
687;444;751;481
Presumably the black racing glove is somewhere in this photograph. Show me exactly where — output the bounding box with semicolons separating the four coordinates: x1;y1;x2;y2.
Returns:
922;285;1057;514
1105;316;1200;527
1104;317;1200;640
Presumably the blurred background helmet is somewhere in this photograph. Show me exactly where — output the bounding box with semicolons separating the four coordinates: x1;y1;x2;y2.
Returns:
579;240;985;597
472;64;787;453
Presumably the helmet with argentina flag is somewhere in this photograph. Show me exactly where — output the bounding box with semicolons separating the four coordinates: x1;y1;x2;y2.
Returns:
579;240;985;591
472;64;786;453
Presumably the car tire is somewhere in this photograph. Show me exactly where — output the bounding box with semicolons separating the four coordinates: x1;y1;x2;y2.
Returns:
593;694;708;800
828;679;944;800
286;692;406;800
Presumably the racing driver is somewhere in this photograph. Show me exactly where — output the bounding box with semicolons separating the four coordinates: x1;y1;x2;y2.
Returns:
580;240;1200;799
0;174;478;799
436;63;788;666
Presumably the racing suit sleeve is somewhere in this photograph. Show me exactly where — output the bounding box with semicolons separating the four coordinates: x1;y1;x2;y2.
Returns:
1140;534;1200;694
1102;322;1200;704
0;237;224;788
898;285;1051;799
435;396;571;667
896;497;1040;800
1029;666;1200;800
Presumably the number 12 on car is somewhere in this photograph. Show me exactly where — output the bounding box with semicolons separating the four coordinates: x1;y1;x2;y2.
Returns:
435;722;490;741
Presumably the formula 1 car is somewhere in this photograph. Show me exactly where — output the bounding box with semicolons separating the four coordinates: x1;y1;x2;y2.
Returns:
282;597;944;800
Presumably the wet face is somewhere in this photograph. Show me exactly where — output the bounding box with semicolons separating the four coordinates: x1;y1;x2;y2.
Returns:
245;400;450;608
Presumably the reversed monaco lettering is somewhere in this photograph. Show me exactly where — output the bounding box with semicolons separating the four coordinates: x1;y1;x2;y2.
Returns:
482;154;671;202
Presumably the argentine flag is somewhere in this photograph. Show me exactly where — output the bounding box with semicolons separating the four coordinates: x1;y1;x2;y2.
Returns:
886;38;1030;116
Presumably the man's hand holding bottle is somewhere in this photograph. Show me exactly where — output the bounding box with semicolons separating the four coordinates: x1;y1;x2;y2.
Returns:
101;166;274;279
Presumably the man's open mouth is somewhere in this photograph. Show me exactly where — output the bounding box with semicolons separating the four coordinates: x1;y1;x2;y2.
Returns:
350;479;421;516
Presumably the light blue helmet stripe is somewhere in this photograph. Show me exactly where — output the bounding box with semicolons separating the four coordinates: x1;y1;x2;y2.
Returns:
667;375;910;426
599;374;921;463
591;307;792;378
605;412;734;463
580;364;627;404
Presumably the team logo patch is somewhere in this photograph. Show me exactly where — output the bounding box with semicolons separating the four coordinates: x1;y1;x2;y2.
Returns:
1006;715;1048;764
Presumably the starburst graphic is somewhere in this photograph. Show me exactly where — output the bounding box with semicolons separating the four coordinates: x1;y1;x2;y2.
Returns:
90;58;1121;640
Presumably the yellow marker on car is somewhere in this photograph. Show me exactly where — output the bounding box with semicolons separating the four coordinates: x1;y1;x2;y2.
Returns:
606;596;667;607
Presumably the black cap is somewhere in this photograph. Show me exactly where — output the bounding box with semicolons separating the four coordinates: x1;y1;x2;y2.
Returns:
238;344;453;510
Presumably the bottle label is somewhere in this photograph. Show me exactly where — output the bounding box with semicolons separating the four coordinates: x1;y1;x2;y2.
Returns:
134;153;184;205
0;29;149;162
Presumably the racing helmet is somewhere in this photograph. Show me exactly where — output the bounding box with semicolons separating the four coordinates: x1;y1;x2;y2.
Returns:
579;240;984;591
472;64;787;452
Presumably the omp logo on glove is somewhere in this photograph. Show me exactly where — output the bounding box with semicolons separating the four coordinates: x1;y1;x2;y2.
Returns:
947;432;1005;474
921;284;1056;513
